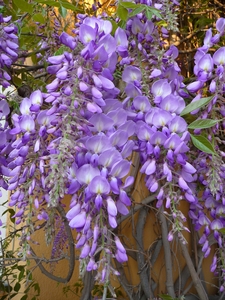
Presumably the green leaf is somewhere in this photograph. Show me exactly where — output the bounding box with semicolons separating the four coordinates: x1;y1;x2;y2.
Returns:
146;6;162;19
54;45;67;56
59;4;67;18
7;293;17;299
34;0;60;7
128;6;145;18
32;13;45;24
188;119;219;129
14;282;21;292
180;96;213;116
18;268;25;281
118;20;126;29
60;1;83;12
145;9;153;20
110;19;118;35
20;295;28;300
12;75;22;87
219;228;225;234
33;282;40;295
190;134;215;155
117;4;128;21
119;1;138;9
13;0;33;13
156;20;168;27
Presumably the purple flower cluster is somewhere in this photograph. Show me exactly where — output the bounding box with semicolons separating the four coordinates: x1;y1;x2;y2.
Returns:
3;14;136;276
184;18;225;290
0;97;16;227
0;14;18;88
3;0;225;291
118;9;197;239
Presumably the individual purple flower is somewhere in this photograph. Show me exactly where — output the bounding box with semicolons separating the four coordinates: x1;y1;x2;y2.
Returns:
88;113;114;132
106;197;117;217
79;24;96;44
85;135;111;154
122;66;142;83
76;164;100;185
210;255;217;273
69;210;86;229
133;96;151;113
98;148;122;169
195;54;213;81
211;219;223;230
140;159;156;175
30;90;43;111
66;203;81;221
151;79;171;103
87;257;97;271
216;18;225;34
98;34;116;54
131;17;144;34
186;81;204;93
213;47;225;66
108;214;117;228
89;176;110;209
168;116;187;133
115;27;128;57
60;32;76;50
19;115;35;133
115;249;128;263
80;243;90;259
0;99;10;117
152;109;172;127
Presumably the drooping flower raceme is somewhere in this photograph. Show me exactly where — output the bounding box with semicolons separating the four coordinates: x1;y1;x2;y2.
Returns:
3;1;225;293
0;14;18;88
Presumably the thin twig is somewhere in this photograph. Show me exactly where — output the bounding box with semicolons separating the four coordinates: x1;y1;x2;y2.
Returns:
158;206;176;298
136;207;153;299
117;194;157;225
18;47;50;58
114;259;134;300
179;240;209;300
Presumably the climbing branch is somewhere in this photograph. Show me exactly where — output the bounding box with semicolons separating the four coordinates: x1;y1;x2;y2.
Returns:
158;206;175;298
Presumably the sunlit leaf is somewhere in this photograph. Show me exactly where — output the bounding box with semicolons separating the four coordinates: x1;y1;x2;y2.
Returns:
128;6;145;18
118;20;126;29
60;1;83;12
180;96;214;116
188;119;219;129
156;20;168;27
59;4;67;18
190;134;215;155
54;45;67;55
145;9;153;20
13;0;33;14
146;6;162;19
34;0;60;7
110;19;118;35
119;1;137;9
117;4;128;21
32;13;46;24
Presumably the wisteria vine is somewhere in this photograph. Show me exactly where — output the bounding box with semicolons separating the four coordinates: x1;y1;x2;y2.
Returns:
1;0;225;298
